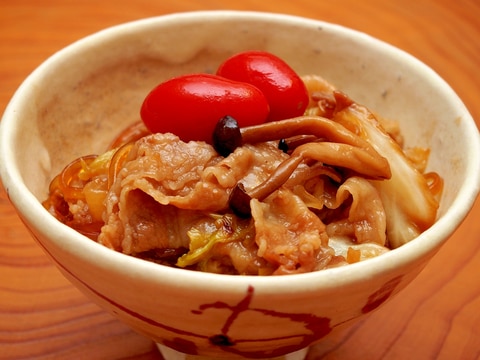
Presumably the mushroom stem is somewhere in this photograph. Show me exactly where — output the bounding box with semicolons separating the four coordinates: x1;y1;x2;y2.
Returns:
229;154;303;218
240;116;356;144
240;115;389;176
229;140;391;217
229;115;392;217
292;142;391;180
278;134;319;153
249;154;305;200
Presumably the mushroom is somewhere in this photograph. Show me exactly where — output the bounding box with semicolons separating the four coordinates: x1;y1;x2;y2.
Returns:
278;134;319;153
222;115;392;217
213;115;242;157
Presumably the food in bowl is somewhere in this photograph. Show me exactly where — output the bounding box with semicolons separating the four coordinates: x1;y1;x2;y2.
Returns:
42;51;443;276
1;11;478;359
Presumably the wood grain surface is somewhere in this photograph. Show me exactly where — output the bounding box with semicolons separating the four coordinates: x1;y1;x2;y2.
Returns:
1;1;479;359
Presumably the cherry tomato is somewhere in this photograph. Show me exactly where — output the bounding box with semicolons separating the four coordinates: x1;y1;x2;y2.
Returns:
140;74;269;143
217;51;309;122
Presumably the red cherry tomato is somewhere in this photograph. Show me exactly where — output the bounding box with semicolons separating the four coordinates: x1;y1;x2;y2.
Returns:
140;74;269;143
217;51;309;122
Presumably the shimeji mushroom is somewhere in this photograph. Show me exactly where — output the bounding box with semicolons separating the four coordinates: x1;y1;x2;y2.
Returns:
214;95;441;249
214;115;391;217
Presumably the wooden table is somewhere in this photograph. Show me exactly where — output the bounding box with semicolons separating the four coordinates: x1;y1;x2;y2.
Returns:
1;1;479;359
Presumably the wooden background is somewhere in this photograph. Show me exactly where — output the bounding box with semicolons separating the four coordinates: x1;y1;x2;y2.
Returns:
1;1;479;359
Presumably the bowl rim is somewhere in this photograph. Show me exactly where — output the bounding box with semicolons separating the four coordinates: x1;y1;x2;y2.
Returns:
1;10;479;294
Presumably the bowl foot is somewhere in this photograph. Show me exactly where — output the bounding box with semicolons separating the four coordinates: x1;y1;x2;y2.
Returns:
156;343;309;360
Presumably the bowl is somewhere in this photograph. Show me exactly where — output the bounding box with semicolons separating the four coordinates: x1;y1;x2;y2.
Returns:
1;11;479;360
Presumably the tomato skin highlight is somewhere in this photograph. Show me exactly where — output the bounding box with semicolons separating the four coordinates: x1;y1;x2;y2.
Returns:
140;74;269;143
217;51;309;122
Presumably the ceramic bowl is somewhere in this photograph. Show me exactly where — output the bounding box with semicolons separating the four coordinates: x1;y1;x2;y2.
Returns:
1;11;479;360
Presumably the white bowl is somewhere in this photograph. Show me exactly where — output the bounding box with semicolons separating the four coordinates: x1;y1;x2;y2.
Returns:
1;11;479;359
